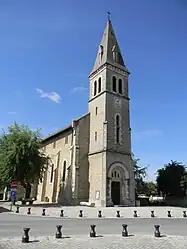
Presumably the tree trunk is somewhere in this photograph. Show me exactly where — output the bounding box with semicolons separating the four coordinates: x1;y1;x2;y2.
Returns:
25;184;31;199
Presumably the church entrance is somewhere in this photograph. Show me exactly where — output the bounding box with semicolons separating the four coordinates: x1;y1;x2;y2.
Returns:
111;181;120;205
107;163;130;207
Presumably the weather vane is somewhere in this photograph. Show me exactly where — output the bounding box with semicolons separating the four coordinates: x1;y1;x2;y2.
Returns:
107;12;111;21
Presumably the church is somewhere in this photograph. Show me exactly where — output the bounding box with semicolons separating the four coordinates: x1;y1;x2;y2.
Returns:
37;18;135;207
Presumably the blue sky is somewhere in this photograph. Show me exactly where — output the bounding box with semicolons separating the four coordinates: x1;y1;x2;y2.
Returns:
0;0;187;181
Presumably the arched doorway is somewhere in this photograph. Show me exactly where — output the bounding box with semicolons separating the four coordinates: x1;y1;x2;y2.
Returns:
111;169;121;205
107;162;130;206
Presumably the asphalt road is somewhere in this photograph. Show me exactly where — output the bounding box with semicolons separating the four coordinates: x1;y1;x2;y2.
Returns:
0;212;187;238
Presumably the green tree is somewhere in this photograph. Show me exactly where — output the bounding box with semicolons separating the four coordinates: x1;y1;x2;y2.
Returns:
132;154;147;196
0;123;50;194
143;181;157;196
156;160;187;197
180;172;187;195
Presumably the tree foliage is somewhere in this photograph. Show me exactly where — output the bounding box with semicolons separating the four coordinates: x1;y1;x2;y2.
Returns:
0;122;50;189
132;154;148;196
132;154;157;197
156;160;187;197
143;181;157;196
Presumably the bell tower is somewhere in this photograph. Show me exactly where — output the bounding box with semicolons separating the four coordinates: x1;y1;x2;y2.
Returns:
88;18;135;207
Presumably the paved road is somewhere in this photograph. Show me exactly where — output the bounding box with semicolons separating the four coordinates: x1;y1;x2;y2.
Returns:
0;212;187;238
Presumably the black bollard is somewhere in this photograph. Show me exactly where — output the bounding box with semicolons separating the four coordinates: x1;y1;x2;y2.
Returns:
116;210;120;218
79;210;83;217
154;225;161;237
55;225;62;239
133;210;138;217
151;211;155;218
42;209;46;216
122;224;128;237
22;228;30;243
16;207;19;213
98;210;102;218
183;211;187;218
167;210;171;218
90;224;96;237
60;210;64;217
27;208;31;215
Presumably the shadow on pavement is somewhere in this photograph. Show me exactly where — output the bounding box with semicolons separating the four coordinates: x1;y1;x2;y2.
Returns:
29;240;40;243
56;236;71;239
160;235;167;238
0;207;11;213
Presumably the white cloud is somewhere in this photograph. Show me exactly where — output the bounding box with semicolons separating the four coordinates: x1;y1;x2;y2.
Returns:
71;86;87;93
7;111;17;115
36;88;61;103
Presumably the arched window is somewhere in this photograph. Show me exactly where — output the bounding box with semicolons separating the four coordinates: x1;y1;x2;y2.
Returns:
118;79;122;94
95;131;97;141
98;77;101;93
95;107;98;115
115;114;121;144
111;169;121;179
112;76;117;92
112;45;117;62
62;161;66;182
94;81;97;96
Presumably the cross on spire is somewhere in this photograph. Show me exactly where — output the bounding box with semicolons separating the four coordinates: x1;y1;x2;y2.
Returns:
107;12;111;21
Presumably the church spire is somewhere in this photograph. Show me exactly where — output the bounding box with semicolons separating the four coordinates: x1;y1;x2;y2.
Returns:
90;18;127;75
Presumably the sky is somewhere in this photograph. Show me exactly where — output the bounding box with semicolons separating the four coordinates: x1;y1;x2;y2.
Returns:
0;0;187;181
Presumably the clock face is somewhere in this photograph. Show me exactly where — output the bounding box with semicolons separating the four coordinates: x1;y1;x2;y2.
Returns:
114;97;121;107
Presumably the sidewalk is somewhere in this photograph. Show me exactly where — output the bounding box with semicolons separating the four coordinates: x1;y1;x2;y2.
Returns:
0;235;187;249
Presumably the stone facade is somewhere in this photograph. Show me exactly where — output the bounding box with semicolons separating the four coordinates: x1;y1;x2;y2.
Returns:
37;19;135;207
37;114;90;205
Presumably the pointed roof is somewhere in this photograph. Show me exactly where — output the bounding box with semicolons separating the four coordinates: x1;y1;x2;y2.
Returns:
90;20;128;75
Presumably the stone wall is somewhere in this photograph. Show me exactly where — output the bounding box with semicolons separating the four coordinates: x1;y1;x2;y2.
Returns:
77;114;90;203
37;127;73;203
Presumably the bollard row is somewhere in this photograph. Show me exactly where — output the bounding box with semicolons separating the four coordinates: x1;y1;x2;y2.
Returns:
22;224;162;243
15;208;187;218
